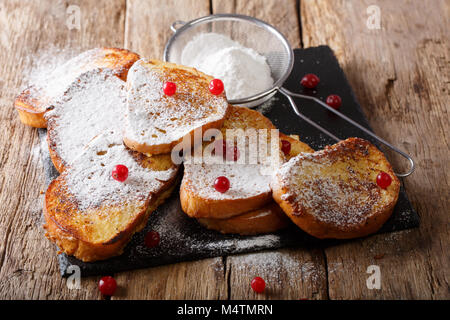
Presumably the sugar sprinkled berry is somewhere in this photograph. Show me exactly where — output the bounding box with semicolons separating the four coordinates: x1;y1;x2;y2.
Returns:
112;164;128;182
144;230;160;248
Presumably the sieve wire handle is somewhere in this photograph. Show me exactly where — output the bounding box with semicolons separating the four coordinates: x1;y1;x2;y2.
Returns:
170;20;186;33
278;87;415;178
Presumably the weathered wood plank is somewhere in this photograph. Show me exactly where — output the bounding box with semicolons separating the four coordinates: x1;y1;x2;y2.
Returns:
227;249;327;300
114;0;229;300
113;259;227;299
301;0;449;299
0;0;127;299
212;0;301;48
124;0;210;59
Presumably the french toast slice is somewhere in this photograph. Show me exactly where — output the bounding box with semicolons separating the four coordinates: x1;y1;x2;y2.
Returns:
45;68;126;173
197;202;290;235
272;137;400;239
15;48;139;128
180;106;314;219
44;130;179;262
123;59;229;155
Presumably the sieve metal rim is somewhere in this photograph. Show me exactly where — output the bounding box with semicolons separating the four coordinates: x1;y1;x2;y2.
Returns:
163;13;294;105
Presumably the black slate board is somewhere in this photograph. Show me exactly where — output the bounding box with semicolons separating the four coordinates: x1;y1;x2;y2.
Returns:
39;46;419;277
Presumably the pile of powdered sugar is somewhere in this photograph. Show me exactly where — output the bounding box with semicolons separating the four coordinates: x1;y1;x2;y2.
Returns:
181;33;273;100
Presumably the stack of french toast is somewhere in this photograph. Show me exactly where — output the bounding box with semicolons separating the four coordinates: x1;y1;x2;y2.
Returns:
15;48;400;262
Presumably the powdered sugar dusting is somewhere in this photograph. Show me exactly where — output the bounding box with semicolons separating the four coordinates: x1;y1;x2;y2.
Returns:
65;130;178;210
183;163;271;200
274;142;395;228
125;59;228;146
45;69;126;166
21;45;78;90
25;48;123;112
147;196;283;256
182;131;282;201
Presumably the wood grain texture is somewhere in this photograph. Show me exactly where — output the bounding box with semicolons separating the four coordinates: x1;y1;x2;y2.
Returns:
112;259;227;299
124;0;210;59
0;0;127;299
212;0;301;48
227;249;327;300
0;0;448;300
301;0;449;299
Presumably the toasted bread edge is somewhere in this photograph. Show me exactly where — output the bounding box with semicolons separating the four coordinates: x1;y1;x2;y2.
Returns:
272;138;400;239
197;202;290;235
44;175;178;262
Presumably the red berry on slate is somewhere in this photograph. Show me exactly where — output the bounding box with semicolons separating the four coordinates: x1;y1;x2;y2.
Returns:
98;276;117;296
300;73;320;89
251;277;266;293
112;164;128;182
214;176;230;193
144;230;160;248
163;81;176;96
326;94;342;109
281;140;291;155
209;79;224;95
376;171;392;189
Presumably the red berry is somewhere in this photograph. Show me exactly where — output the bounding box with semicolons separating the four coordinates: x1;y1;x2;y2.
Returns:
213;139;227;156
209;79;224;95
214;176;230;193
231;146;240;161
326;94;342;109
300;73;320;89
281;140;291;155
144;230;160;248
376;171;392;189
251;277;266;293
214;140;239;161
98;276;117;296
163;81;176;96
112;164;128;182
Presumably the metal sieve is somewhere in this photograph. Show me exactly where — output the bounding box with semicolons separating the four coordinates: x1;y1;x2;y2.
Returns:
164;14;415;177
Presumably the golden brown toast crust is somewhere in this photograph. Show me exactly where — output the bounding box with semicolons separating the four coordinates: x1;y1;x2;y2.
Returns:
14;48;139;128
44;183;177;262
180;106;276;219
123;59;229;155
197;202;290;235
279;133;315;159
44;131;179;262
181;107;315;220
272;137;400;239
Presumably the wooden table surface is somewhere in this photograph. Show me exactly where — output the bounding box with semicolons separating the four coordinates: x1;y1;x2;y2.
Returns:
0;0;448;300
